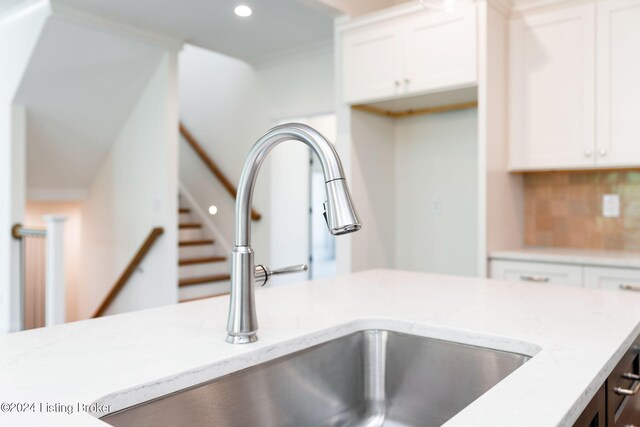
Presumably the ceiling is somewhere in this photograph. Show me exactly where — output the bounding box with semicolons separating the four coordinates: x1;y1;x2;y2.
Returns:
15;15;165;196
0;0;26;19
51;0;338;63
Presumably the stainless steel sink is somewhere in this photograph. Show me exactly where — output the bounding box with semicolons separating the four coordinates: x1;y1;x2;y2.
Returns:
102;330;529;427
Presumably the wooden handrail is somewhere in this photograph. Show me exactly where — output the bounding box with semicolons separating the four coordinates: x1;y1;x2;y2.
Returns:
179;122;262;221
92;227;164;318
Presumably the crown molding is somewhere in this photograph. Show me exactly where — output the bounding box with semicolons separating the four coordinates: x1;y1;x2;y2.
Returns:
50;2;184;51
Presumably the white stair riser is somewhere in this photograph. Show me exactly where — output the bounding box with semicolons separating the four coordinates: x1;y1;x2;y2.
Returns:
179;245;218;259
179;261;229;279
179;228;204;241
179;281;230;301
179;212;192;223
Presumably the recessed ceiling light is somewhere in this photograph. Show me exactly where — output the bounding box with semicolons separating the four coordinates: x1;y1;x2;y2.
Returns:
234;5;252;17
209;205;218;215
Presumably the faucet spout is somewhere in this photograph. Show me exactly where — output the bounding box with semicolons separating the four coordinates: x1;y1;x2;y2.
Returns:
226;123;361;344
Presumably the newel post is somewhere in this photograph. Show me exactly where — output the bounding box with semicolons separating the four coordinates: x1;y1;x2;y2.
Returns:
43;215;66;326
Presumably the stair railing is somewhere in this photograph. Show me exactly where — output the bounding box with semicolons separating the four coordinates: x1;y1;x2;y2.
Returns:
92;227;164;318
179;122;262;221
12;215;66;330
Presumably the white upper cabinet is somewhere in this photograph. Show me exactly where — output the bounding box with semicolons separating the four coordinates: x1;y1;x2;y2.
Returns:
342;21;402;104
402;8;477;96
340;5;477;105
509;0;640;171
596;0;640;166
509;4;596;170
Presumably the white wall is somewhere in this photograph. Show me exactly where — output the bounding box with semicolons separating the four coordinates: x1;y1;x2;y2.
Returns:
343;108;479;277
0;2;50;333
349;110;396;271
395;109;479;276
480;3;524;261
80;53;178;319
257;42;334;120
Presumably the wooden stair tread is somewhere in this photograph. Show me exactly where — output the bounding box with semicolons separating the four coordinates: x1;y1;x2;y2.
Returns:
179;223;202;229
179;256;227;266
179;239;214;246
179;274;231;287
179;292;230;303
178;208;190;214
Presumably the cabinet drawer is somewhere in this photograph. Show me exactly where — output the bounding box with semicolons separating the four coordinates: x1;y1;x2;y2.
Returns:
608;336;640;426
584;266;640;293
490;260;583;287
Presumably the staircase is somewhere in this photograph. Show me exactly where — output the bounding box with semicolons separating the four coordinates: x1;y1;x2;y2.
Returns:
176;123;262;303
177;201;231;303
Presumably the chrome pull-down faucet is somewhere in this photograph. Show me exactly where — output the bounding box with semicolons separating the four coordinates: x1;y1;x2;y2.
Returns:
226;123;362;344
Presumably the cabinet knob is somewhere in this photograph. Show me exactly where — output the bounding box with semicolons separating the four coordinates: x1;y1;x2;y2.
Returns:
584;149;593;157
404;78;410;84
395;80;401;86
599;148;608;156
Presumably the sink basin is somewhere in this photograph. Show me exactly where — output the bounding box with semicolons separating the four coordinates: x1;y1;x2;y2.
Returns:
102;330;529;427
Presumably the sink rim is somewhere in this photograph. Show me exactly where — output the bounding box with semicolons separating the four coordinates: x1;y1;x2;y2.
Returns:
90;317;542;419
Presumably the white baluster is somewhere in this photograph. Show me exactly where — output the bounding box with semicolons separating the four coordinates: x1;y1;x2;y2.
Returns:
43;215;66;326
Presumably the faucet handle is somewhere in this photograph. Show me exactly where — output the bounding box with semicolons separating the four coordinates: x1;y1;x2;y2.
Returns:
255;263;308;286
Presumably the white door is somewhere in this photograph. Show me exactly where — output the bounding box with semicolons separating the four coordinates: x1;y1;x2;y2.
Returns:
341;21;401;104
402;6;477;96
509;4;596;170
596;0;640;167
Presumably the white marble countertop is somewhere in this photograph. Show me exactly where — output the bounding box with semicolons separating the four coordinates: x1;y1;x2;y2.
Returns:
1;269;640;426
490;247;640;269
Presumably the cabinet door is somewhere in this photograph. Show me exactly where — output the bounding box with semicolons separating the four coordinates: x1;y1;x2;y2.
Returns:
596;0;640;167
490;260;583;287
584;266;640;292
572;384;605;427
341;21;401;104
401;6;477;96
509;4;596;170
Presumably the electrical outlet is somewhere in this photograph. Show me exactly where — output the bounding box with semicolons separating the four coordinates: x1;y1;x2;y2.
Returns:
430;199;441;215
603;194;620;218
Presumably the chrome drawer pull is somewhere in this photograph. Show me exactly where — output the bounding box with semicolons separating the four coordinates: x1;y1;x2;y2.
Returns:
520;275;550;283
623;372;640;381
614;381;640;396
620;284;640;292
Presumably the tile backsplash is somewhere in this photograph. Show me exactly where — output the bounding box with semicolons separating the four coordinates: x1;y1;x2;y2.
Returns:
524;170;640;250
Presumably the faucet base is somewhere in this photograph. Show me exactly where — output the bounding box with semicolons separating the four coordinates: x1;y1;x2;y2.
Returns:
226;334;258;344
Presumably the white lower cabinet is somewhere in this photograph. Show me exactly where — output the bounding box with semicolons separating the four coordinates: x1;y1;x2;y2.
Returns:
584;266;640;293
490;260;583;287
491;260;640;292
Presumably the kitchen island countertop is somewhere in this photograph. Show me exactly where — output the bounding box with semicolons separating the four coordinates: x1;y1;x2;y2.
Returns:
1;269;639;426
